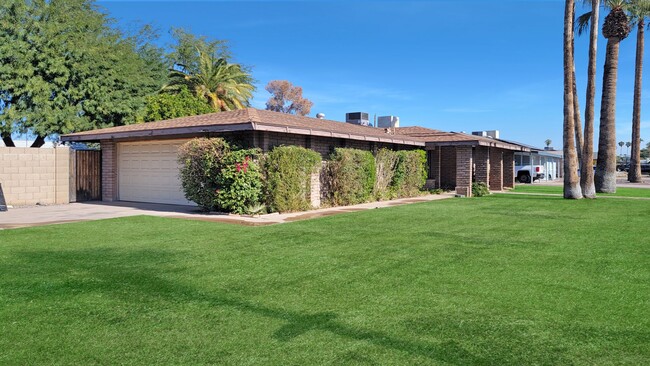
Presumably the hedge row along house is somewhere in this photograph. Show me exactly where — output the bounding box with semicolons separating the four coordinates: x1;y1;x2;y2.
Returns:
61;108;529;205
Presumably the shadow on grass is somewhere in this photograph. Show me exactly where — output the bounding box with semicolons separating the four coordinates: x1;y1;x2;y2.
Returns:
3;248;563;365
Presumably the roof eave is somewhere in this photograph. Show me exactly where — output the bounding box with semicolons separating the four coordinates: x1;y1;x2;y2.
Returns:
61;122;255;142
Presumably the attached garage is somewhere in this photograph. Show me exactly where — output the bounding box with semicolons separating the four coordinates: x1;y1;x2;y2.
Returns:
117;140;195;206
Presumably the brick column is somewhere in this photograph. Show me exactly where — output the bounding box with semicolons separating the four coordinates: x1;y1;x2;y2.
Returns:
490;149;504;191
310;168;321;208
455;146;473;197
503;150;515;189
474;146;490;187
100;140;117;201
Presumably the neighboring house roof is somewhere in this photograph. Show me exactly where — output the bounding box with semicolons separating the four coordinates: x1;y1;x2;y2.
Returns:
61;108;426;146
498;138;563;158
395;126;529;151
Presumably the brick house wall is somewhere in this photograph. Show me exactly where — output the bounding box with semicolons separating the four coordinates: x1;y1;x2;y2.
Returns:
489;148;504;191
474;146;490;187
503;150;515;189
100;140;117;201
455;146;473;197
439;146;457;189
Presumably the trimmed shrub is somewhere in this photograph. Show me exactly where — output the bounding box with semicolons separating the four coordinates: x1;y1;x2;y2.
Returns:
177;138;262;213
263;146;322;213
215;149;263;214
374;148;399;200
472;182;490;197
177;138;230;211
325;148;376;206
391;150;427;198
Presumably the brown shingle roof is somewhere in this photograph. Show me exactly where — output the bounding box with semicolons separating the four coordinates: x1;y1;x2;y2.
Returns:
61;108;527;151
62;108;426;146
395;126;528;151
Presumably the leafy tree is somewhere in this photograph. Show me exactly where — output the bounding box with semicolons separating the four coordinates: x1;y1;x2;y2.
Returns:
143;87;212;122
167;28;230;75
265;80;313;116
164;51;254;112
0;0;166;147
545;139;552;147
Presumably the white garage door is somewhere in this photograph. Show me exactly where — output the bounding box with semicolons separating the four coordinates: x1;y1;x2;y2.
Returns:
118;140;195;206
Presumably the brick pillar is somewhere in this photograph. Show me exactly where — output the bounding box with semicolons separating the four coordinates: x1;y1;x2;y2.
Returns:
503;150;515;189
475;146;490;187
490;149;504;191
310;167;321;208
100;140;117;201
456;146;473;197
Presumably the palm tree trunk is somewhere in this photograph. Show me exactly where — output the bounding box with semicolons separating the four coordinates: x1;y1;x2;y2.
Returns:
595;39;621;193
581;0;599;198
564;0;582;199
1;131;16;147
573;68;584;163
629;19;644;183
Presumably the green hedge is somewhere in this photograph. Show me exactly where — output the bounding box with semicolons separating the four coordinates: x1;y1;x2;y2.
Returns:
325;148;376;206
391;150;427;198
263;146;322;213
177;138;262;213
374;148;399;200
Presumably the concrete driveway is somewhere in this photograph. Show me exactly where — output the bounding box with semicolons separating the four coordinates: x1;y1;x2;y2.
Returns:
0;194;455;230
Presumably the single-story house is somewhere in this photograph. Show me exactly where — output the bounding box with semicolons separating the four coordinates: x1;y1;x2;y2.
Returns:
61;108;529;205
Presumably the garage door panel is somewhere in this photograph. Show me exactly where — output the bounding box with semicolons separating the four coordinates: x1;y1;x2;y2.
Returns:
118;141;195;206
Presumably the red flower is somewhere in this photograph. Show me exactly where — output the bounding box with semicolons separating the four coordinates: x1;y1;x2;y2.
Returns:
236;163;241;172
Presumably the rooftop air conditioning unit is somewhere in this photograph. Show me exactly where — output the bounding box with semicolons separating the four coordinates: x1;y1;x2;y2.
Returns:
377;116;400;128
486;130;500;139
472;131;488;137
346;112;370;126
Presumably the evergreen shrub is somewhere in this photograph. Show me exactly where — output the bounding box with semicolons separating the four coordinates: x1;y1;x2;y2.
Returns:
263;146;322;213
391;150;427;198
325;148;376;206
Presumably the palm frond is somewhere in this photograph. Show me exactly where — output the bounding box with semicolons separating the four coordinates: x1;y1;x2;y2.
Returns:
577;11;593;35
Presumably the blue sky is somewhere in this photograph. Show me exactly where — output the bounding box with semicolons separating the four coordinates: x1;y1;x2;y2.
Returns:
96;0;647;149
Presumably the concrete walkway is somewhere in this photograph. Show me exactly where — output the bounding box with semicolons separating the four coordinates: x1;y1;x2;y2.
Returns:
0;193;455;230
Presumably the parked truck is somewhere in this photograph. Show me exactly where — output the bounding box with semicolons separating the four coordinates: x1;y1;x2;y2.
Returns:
515;164;545;183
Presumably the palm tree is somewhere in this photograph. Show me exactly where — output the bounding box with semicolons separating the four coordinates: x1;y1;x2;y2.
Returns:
164;50;255;112
577;0;601;198
545;139;553;148
564;0;583;199
595;0;631;193
619;140;626;157
628;0;650;182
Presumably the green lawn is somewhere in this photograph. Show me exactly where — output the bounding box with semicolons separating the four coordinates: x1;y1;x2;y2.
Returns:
1;195;649;365
513;184;650;198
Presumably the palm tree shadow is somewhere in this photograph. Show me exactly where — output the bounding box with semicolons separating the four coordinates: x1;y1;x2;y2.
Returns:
6;248;501;365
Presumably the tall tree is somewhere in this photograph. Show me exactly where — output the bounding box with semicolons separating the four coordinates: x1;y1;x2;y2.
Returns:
577;0;600;198
595;1;631;192
265;80;314;116
628;0;650;182
564;0;583;199
164;51;254;112
142;87;212;122
0;0;166;147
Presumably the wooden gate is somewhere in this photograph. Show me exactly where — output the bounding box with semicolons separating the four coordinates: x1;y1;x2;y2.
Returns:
74;150;101;201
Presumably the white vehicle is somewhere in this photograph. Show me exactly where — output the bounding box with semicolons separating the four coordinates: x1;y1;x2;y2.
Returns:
515;165;545;183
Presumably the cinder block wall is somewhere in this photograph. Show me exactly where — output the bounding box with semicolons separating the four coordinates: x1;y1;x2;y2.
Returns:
0;147;70;206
